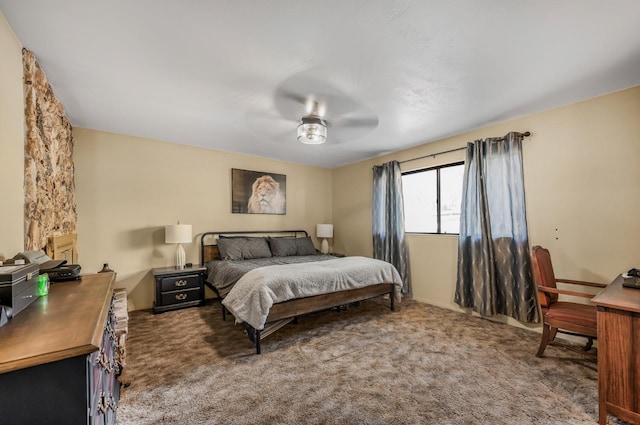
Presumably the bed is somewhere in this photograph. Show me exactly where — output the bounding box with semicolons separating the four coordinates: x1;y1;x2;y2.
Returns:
201;230;403;354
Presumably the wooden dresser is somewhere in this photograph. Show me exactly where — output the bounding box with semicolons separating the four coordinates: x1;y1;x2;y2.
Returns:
592;275;640;425
0;272;122;425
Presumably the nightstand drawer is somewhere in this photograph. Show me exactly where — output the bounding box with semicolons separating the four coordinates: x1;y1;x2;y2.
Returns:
160;287;201;306
159;274;200;292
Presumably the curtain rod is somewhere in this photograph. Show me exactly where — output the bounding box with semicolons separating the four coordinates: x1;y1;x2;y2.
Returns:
396;131;531;165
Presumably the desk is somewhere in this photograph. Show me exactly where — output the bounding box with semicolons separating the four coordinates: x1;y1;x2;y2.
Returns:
592;275;640;425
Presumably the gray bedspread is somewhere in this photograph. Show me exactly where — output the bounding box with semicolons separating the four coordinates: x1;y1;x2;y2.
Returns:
206;255;335;298
221;256;403;330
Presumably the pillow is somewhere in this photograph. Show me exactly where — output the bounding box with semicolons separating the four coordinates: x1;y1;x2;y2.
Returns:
269;237;298;257
217;237;272;260
242;237;272;259
217;238;244;260
295;237;317;256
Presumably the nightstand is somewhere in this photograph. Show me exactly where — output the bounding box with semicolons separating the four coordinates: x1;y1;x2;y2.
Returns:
152;265;206;313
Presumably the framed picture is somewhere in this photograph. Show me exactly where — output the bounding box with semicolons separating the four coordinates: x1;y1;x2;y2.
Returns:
231;168;286;214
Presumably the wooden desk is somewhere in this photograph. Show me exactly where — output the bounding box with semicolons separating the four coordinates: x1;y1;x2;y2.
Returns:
592;275;640;425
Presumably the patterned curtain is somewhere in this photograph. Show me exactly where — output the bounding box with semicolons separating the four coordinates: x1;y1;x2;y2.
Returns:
455;132;538;323
372;161;412;297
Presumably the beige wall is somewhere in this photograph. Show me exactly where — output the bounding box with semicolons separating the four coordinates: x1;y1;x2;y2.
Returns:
73;128;332;310
0;11;25;259
333;85;640;327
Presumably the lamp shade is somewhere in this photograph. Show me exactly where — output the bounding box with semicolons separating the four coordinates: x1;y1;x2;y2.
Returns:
316;224;333;238
165;224;192;244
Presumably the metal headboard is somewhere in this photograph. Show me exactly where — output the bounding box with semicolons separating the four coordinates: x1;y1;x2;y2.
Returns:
200;230;309;264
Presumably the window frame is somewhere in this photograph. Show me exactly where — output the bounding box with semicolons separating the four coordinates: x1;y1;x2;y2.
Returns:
402;161;465;235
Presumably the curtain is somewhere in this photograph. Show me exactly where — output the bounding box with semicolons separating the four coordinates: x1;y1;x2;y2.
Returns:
455;132;538;323
372;161;412;297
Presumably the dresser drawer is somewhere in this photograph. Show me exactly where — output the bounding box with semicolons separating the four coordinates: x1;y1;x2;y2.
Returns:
159;274;200;292
160;287;201;306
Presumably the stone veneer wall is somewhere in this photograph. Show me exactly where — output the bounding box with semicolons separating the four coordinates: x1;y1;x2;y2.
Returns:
22;48;76;250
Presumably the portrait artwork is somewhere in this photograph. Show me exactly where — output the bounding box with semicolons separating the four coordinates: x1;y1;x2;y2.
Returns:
231;168;286;214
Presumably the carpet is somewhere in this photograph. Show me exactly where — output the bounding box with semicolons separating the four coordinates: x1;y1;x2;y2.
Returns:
117;298;607;425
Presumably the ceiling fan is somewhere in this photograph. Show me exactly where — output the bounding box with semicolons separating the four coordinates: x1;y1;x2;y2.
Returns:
269;74;380;146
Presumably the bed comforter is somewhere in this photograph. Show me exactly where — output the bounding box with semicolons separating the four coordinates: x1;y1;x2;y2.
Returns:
221;256;403;330
206;255;336;298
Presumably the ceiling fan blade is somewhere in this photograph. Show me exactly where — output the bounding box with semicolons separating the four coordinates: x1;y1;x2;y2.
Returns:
329;116;379;128
274;71;362;120
244;108;297;139
277;88;308;105
327;116;379;143
273;90;310;121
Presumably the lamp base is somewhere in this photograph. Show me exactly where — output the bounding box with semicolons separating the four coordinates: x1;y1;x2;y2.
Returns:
321;238;329;254
175;244;186;269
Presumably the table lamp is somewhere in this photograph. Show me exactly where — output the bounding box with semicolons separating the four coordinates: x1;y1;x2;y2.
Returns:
165;222;192;269
316;224;333;254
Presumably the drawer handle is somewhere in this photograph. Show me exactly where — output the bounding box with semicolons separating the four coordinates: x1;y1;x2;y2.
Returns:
175;293;188;301
175;279;188;287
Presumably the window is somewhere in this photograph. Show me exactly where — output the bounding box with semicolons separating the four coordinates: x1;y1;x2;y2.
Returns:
402;162;464;234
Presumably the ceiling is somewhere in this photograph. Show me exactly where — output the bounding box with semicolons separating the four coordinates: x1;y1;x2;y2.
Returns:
2;1;640;168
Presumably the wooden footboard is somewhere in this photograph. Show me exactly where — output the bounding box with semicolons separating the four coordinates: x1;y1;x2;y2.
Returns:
268;283;396;321
245;283;396;354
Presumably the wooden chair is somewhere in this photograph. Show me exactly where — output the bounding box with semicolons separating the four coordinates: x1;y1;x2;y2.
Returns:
530;245;607;357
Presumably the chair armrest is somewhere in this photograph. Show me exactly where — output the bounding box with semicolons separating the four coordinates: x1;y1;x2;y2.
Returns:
537;286;596;299
556;278;607;288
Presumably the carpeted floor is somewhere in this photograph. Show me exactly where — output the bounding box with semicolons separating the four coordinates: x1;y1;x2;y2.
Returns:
117;298;606;425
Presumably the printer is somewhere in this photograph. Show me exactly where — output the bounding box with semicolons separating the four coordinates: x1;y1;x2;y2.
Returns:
10;251;81;282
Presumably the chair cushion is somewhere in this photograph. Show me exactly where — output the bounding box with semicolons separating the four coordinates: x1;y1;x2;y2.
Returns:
544;302;597;329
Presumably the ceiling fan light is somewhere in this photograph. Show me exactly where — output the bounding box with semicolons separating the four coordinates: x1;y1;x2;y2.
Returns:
297;117;327;145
